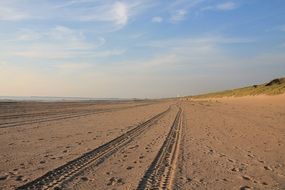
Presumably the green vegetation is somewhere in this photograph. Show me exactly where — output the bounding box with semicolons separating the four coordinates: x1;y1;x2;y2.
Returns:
188;78;285;99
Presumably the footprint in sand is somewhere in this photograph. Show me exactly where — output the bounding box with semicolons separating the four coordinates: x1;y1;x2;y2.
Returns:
126;166;134;170
242;175;252;181
262;182;268;186
0;174;8;181
129;145;139;149
81;176;89;181
207;149;214;155
264;166;272;171
15;175;24;181
20;163;25;169
240;185;251;190
247;154;255;158
107;177;125;186
231;167;242;172
228;159;234;163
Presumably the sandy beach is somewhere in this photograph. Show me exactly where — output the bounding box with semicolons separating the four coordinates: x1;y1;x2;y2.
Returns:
1;1;284;189
0;96;284;190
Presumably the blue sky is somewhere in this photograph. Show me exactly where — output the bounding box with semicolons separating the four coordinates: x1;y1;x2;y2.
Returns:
0;0;284;98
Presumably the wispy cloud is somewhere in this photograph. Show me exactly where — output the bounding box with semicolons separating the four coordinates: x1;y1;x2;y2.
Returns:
76;1;129;26
6;26;106;59
216;2;238;10
0;5;30;21
167;0;206;23
168;0;206;11
0;0;150;31
202;2;238;11
114;2;128;25
152;16;163;23
114;36;254;75
0;0;284;98
171;10;187;22
16;29;42;41
144;36;254;48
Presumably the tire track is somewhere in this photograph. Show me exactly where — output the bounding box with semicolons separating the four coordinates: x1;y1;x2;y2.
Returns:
0;109;115;128
137;107;183;190
16;106;171;190
0;103;154;128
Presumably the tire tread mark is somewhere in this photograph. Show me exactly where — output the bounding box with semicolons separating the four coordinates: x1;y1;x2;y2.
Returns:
0;103;154;128
137;107;183;190
16;106;171;190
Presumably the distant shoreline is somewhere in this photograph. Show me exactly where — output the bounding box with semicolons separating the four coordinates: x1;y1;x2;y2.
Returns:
0;96;145;102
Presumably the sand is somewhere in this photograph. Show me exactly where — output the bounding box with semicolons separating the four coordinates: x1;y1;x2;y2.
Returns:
179;95;285;189
0;96;284;189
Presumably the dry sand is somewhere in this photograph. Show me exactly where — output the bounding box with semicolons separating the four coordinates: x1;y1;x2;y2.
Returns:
179;95;285;189
0;96;284;189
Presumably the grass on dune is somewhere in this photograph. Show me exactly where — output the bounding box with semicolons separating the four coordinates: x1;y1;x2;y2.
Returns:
188;78;285;99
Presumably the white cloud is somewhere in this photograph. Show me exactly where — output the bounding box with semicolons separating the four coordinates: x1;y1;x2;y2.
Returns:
168;0;206;11
16;29;42;41
152;16;163;23
166;0;205;22
126;36;255;77
113;2;128;25
1;33;284;98
0;0;149;30
171;10;187;22
0;24;127;61
203;2;238;11
9;26;106;59
144;36;253;48
78;2;129;26
69;1;152;28
0;6;30;21
216;2;237;10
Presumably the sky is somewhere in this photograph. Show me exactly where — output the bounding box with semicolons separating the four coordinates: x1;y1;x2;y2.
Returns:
0;0;285;98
